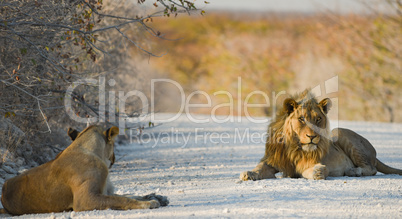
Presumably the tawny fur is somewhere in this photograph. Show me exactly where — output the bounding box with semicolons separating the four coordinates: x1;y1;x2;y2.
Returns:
1;126;167;215
240;89;402;181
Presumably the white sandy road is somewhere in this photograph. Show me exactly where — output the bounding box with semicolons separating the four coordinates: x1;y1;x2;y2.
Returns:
5;115;402;218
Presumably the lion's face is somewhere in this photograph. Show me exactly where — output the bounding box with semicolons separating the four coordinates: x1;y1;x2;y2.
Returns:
284;96;332;152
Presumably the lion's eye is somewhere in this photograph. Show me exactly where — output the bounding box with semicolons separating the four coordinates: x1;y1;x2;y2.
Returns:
298;117;305;123
317;117;321;123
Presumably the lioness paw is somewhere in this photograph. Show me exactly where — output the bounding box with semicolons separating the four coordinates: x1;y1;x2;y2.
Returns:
240;171;259;181
313;165;327;180
148;200;160;209
155;195;169;206
143;193;169;207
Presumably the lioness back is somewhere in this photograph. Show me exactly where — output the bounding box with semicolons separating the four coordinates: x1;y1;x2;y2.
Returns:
1;125;112;215
1;161;74;214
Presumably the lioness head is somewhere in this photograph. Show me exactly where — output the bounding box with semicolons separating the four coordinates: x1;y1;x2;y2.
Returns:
66;126;119;168
283;91;332;153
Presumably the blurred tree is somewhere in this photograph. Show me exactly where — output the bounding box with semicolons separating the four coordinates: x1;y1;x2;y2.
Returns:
334;0;402;122
0;0;201;159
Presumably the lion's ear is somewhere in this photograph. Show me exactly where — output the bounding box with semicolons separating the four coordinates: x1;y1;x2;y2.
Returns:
67;128;80;141
284;98;298;115
319;98;332;114
105;126;119;142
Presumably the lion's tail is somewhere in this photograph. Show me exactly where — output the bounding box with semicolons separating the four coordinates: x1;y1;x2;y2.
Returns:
376;159;402;175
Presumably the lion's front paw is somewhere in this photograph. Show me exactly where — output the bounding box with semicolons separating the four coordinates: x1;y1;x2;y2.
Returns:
143;193;169;207
313;164;327;180
240;171;260;181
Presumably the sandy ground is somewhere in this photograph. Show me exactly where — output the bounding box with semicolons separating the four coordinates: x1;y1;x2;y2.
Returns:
6;115;402;218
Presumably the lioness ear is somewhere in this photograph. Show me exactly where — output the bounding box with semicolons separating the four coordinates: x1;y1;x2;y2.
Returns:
319;98;332;114
67;128;79;141
105;126;119;142
283;98;298;115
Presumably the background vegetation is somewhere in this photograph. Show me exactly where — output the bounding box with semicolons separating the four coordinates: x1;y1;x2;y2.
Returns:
145;8;401;122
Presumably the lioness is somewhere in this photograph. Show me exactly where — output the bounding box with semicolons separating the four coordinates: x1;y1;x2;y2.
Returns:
241;89;402;181
1;125;168;215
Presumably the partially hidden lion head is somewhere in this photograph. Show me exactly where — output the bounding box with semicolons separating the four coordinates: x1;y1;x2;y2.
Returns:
265;89;332;177
65;126;119;168
102;126;119;167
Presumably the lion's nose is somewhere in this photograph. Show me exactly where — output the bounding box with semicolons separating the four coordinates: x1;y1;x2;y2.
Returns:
306;134;317;141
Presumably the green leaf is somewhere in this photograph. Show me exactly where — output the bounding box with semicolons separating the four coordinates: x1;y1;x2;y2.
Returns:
20;48;27;55
31;59;37;65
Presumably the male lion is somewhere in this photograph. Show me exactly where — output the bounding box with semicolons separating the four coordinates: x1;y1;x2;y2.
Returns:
240;89;402;181
1;125;168;215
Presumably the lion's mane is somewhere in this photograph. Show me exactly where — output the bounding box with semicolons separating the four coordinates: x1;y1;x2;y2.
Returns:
261;89;330;177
